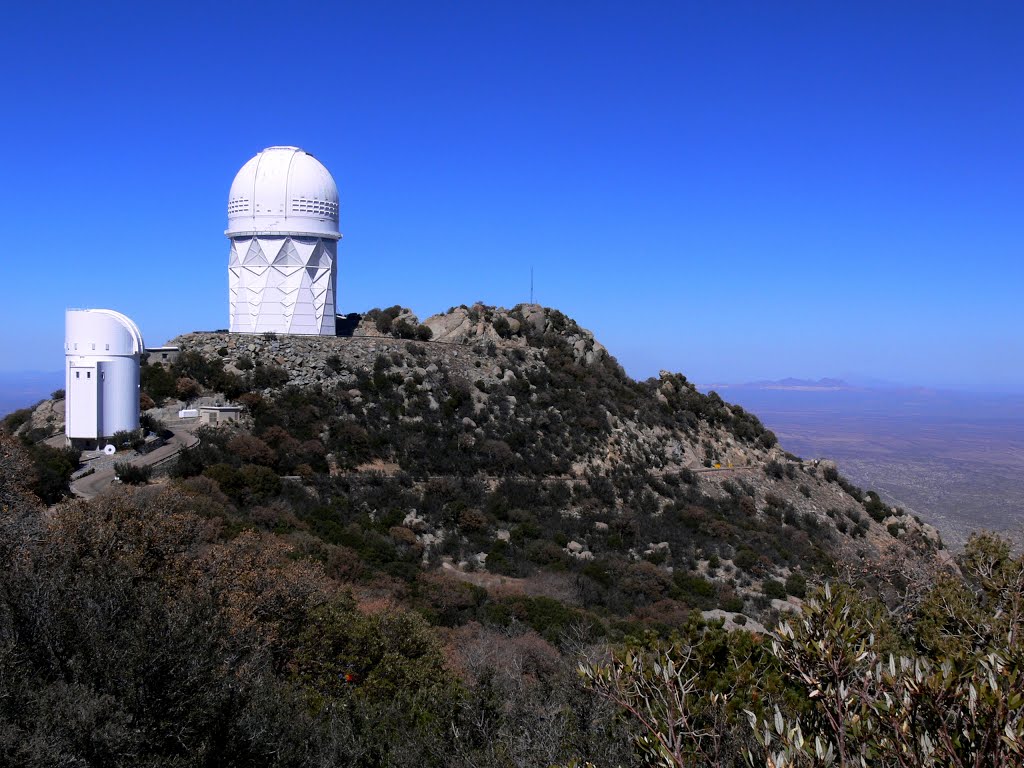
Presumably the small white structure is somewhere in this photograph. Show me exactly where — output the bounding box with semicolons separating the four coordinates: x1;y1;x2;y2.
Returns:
65;309;144;444
226;146;341;336
198;404;243;426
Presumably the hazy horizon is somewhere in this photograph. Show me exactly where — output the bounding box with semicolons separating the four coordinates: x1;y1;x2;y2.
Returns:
4;360;1023;423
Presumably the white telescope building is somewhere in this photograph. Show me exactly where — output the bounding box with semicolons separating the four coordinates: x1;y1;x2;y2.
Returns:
226;146;341;335
65;309;144;444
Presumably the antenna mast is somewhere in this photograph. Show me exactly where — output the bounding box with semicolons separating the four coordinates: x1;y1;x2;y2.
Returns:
530;266;534;304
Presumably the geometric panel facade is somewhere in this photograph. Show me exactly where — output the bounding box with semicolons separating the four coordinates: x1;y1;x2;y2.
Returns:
229;235;337;336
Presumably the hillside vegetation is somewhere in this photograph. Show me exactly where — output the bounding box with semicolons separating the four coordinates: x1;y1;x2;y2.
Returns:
3;304;1016;767
155;304;944;628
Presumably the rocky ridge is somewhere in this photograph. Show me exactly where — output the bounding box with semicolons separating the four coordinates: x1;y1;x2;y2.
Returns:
12;303;948;628
164;304;946;614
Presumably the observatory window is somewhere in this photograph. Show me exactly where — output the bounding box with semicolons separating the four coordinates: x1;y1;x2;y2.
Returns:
105;344;109;350
91;343;96;350
74;343;78;350
75;372;80;379
86;372;91;379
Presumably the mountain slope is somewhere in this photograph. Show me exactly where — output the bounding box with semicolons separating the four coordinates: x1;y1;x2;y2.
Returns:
156;303;945;631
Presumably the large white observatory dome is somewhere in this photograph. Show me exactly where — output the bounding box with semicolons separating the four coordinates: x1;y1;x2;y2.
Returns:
226;146;340;239
226;146;341;336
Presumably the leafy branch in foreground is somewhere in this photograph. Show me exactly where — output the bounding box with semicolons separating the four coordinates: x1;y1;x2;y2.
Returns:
746;536;1024;767
575;535;1024;768
578;640;744;767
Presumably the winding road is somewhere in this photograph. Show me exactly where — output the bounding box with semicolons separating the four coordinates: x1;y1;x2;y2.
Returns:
70;425;199;500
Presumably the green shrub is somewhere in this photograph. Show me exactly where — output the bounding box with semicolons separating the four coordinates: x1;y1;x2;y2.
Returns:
762;579;786;600
734;548;758;572
865;491;888;522
671;573;717;609
24;443;80;503
251;364;289;389
838;476;864;502
2;407;33;434
140;412;167;435
392;319;417;339
492;316;512;338
785;571;807;597
114;462;152;485
720;595;744;612
484;595;597;644
110;429;143;451
140;361;177;401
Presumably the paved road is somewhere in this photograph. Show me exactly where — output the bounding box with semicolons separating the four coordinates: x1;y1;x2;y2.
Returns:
71;425;198;500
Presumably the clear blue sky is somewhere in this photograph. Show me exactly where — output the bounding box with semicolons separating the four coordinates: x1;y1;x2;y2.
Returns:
1;2;1021;391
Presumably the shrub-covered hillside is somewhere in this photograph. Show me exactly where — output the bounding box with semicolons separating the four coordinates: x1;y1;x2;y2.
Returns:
4;304;1018;767
148;303;946;633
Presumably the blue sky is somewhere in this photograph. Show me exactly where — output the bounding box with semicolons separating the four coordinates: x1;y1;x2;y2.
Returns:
1;2;1021;391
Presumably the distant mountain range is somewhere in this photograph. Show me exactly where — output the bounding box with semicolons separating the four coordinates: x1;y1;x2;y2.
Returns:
736;377;853;391
703;377;939;394
700;377;857;392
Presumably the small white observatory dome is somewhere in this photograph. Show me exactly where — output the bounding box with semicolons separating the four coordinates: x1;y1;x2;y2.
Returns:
65;309;144;444
226;146;340;239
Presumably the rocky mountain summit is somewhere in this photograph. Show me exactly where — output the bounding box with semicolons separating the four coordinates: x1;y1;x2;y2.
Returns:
152;303;948;629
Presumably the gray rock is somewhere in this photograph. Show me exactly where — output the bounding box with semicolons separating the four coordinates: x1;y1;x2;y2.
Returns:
702;610;767;634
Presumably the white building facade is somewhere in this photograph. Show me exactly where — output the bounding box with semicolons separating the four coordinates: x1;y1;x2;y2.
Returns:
226;146;341;335
65;308;144;443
